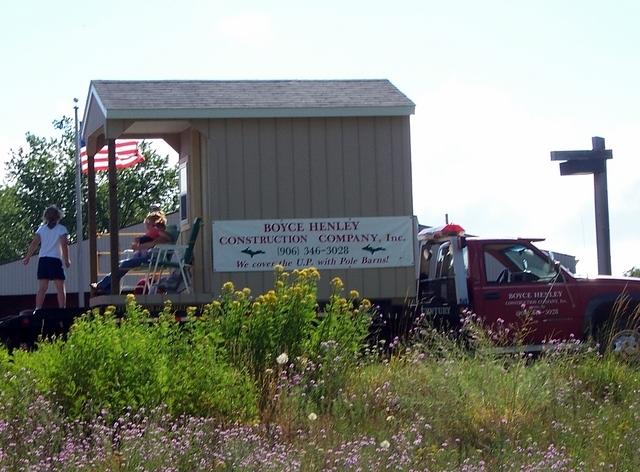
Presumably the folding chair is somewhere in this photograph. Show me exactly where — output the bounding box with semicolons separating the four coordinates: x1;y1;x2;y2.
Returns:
145;217;202;294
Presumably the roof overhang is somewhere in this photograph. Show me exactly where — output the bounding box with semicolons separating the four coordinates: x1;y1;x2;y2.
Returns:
105;105;414;120
81;80;415;146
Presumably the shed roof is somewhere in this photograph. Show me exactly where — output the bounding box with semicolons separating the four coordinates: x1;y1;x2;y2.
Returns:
82;79;415;138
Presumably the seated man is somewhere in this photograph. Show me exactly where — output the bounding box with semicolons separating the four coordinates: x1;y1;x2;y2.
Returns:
91;212;172;295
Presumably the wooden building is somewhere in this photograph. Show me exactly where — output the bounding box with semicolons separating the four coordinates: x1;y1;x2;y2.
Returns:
81;80;416;305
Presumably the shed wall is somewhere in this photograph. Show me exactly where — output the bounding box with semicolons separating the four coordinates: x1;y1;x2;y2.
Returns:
197;116;415;300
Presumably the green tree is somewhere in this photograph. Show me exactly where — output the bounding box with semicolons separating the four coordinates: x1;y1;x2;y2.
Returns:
624;267;640;278
1;116;178;264
0;186;31;262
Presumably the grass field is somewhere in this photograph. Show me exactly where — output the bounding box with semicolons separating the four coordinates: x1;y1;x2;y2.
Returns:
0;268;638;471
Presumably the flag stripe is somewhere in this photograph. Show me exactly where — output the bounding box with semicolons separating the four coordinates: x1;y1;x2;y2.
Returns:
80;140;143;173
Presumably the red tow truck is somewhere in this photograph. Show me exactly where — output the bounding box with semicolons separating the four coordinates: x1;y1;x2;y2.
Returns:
416;224;640;353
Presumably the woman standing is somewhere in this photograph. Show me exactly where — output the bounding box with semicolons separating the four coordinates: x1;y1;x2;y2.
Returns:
23;205;71;309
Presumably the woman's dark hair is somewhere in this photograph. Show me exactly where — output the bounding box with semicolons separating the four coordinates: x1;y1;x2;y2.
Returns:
42;205;64;229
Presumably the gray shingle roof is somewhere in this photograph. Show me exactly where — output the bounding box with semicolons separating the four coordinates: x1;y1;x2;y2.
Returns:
90;79;414;115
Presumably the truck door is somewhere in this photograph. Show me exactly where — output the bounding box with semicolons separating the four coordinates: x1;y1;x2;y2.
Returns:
417;241;460;328
472;242;574;345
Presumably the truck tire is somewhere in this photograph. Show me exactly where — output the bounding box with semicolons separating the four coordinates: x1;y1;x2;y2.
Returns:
607;329;640;357
590;296;640;357
596;317;640;358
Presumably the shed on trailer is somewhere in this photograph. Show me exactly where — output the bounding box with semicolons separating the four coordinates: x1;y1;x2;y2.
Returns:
82;79;416;303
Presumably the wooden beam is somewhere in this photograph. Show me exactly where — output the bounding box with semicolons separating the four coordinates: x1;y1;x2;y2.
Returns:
550;149;612;161
87;148;97;284
559;158;605;175
108;139;120;294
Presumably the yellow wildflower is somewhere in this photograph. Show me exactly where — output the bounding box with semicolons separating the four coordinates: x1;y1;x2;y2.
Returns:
308;267;320;280
330;277;344;291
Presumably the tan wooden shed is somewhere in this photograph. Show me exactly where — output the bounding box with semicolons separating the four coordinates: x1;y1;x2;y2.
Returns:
82;79;416;303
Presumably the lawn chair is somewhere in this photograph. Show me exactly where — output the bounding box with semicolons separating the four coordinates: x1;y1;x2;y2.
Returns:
118;224;180;294
145;217;202;294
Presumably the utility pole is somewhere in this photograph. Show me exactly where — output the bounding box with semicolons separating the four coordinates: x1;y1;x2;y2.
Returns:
551;137;612;275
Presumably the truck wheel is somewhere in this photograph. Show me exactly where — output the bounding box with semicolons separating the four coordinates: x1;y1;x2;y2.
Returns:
608;329;640;357
597;319;640;358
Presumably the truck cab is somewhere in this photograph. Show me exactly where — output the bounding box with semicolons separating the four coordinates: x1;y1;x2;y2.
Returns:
417;224;640;352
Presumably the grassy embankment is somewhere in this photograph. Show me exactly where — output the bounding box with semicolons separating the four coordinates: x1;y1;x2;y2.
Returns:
0;267;638;471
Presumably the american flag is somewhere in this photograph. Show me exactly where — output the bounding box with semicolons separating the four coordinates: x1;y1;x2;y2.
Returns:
80;140;143;173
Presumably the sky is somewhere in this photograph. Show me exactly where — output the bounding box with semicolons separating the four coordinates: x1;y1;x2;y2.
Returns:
1;0;639;276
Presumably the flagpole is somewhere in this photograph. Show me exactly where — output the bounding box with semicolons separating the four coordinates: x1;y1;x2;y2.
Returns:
73;99;85;307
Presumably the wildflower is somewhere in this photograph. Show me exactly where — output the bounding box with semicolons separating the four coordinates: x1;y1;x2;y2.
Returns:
303;267;320;280
386;415;395;422
265;291;277;304
330;277;344;291
308;412;318;421
276;353;289;365
222;281;235;293
126;293;136;302
380;440;391;450
274;264;285;274
349;289;360;299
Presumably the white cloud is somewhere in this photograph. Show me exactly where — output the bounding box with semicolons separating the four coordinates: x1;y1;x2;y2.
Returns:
215;12;275;46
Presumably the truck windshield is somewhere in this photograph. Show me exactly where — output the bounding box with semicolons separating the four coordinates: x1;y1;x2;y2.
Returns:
484;243;557;283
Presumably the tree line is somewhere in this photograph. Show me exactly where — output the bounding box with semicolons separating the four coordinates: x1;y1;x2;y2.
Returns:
0;116;179;264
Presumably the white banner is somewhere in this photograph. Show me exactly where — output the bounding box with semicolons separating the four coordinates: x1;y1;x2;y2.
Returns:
212;216;415;272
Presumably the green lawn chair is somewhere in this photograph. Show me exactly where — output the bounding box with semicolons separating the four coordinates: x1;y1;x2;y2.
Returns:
146;217;202;294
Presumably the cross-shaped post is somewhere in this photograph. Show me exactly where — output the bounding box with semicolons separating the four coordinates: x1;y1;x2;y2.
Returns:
550;137;613;275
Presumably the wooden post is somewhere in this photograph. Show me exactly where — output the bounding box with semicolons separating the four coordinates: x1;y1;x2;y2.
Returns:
87;151;97;284
551;137;613;275
107;139;120;294
592;137;612;275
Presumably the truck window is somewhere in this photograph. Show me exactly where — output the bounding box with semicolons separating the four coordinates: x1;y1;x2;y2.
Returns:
484;243;557;284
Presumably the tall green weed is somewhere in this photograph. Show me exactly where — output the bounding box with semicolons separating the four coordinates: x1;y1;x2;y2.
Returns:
13;297;257;421
204;267;373;418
